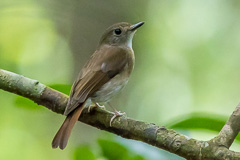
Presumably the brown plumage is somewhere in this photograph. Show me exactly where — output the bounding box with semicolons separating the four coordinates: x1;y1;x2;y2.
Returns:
52;22;144;149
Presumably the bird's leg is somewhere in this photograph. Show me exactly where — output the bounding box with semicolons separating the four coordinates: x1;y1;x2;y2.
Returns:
88;102;105;113
87;104;94;113
108;102;125;127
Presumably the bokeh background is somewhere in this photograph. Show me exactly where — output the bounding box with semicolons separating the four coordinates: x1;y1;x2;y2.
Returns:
1;0;240;159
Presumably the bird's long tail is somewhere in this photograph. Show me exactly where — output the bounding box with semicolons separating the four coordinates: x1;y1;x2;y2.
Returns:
52;106;83;150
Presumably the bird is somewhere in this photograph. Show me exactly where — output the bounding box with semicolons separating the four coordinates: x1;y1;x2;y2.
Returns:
52;21;144;150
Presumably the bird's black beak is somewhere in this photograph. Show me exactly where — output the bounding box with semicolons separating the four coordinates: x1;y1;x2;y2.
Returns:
129;22;144;31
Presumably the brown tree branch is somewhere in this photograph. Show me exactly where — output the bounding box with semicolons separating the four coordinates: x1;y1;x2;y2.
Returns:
212;104;240;148
1;68;240;160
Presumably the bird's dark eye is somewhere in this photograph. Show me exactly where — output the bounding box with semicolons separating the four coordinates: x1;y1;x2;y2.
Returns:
114;28;122;35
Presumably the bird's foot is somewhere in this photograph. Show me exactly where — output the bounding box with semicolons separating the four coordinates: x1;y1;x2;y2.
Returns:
87;105;95;113
88;103;105;113
96;103;105;109
110;111;125;127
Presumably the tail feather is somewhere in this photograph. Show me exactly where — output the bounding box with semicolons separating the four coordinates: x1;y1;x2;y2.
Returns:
52;106;83;150
52;116;70;149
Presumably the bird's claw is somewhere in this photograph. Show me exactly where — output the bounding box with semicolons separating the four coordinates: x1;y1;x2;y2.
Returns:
87;105;94;113
110;111;125;127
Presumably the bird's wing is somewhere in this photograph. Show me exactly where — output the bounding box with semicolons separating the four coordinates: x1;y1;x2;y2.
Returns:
64;46;129;115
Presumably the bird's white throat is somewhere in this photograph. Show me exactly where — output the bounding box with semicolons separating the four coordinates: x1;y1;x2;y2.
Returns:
127;32;136;49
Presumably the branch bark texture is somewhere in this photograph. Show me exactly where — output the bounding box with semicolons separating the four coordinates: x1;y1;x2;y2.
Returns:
0;69;240;160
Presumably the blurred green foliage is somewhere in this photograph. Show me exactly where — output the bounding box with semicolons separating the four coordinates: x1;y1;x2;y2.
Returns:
50;84;71;95
1;0;240;160
167;113;226;132
74;146;95;160
167;113;240;143
98;139;145;160
15;95;41;110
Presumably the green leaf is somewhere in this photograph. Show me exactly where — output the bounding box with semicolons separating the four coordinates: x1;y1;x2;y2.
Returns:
98;139;128;160
166;113;227;132
166;113;240;142
73;146;95;160
131;155;145;160
15;96;41;110
48;84;71;95
98;139;146;160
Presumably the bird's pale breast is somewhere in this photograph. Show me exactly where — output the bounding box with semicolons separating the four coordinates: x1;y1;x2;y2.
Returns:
90;64;130;102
